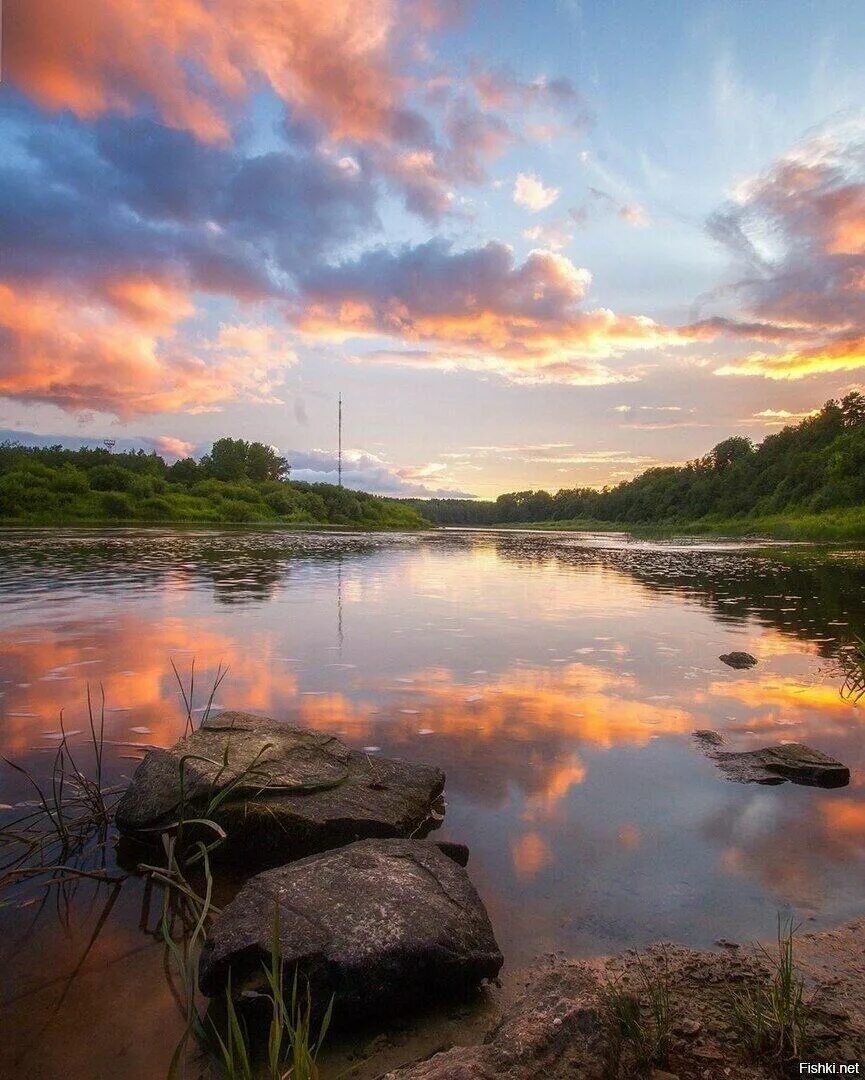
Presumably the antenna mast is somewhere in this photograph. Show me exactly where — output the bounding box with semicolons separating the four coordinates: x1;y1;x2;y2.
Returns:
338;393;342;488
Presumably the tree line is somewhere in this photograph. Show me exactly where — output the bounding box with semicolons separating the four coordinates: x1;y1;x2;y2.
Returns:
0;437;424;528
404;393;865;526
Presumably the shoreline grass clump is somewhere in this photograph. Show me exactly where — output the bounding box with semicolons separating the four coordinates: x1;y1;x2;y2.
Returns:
839;636;865;705
728;917;811;1074
600;951;672;1077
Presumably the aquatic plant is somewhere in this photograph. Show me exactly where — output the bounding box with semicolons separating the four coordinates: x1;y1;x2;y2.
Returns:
0;687;122;891
171;657;230;736
840;636;865;705
149;840;333;1080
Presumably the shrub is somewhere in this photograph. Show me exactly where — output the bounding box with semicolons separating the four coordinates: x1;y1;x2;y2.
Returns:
89;464;136;492
99;491;134;518
50;464;90;495
140;496;173;520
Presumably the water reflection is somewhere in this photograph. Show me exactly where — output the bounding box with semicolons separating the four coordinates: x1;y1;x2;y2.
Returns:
1;528;865;1076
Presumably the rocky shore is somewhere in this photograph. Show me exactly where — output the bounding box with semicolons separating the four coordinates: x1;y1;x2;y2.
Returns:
323;920;865;1078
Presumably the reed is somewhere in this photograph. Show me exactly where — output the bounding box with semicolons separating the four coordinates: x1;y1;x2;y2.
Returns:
0;686;120;890
150;842;334;1080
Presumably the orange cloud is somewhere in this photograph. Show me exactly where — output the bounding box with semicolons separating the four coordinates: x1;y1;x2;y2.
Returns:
716;335;865;381
703;120;865;380
6;0;421;147
821;799;865;838
296;241;693;385
0;614;304;756
0;281;296;417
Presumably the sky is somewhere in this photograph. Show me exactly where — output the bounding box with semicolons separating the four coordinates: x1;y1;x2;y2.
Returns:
0;0;863;499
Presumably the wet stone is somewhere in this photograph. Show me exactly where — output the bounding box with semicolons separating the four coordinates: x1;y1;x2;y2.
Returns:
693;730;849;788
718;651;758;669
115;711;446;864
198;838;503;1020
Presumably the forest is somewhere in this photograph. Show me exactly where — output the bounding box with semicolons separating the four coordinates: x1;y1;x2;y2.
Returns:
0;438;425;528
405;392;865;532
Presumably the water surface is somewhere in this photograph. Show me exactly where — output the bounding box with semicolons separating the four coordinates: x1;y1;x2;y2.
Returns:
1;527;864;1077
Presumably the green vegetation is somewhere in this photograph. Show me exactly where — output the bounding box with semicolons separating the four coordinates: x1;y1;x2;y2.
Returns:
0;437;425;528
728;919;811;1074
406;392;865;538
600;953;673;1077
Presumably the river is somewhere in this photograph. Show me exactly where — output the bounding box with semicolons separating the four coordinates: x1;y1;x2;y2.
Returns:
1;527;864;1077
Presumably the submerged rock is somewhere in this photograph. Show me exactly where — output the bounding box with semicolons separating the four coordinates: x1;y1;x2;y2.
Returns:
115;712;445;862
693;730;849;787
718;651;758;670
198;838;503;1019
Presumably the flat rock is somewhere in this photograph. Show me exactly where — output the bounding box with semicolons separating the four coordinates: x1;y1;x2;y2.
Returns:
115;712;445;862
693;730;849;788
198;838;503;1019
719;651;758;669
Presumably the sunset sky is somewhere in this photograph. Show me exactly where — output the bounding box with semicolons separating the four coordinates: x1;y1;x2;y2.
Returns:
1;0;863;498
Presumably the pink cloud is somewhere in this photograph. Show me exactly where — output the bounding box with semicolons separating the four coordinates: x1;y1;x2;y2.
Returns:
514;172;560;213
293;240;695;385
6;0;417;146
695;119;865;379
150;436;198;460
0;280;296;417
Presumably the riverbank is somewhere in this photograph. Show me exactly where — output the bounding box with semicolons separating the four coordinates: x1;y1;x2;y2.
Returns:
492;508;865;542
0;441;427;529
318;919;865;1078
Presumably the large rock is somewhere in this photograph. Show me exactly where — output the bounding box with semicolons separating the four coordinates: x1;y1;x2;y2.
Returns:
115;712;445;862
198;838;503;1019
693;730;849;787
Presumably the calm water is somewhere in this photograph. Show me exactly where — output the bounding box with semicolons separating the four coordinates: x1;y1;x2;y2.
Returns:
2;527;865;1078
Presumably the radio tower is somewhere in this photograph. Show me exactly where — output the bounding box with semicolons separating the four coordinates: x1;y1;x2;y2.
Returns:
337;393;343;488
103;439;116;453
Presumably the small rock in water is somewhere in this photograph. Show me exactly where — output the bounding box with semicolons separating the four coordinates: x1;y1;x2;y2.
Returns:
692;730;849;788
198;838;502;1019
719;651;758;669
693;729;724;747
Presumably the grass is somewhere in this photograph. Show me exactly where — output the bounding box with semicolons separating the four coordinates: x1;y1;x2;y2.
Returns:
0;663;337;1077
492;507;865;542
600;951;672;1077
148;832;333;1080
172;658;230;737
728;918;811;1074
